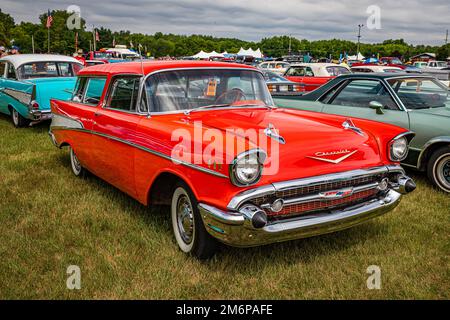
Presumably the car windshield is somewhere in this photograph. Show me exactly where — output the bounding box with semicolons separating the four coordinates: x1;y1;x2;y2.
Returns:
94;52;113;59
18;62;82;79
145;69;274;113
264;71;288;82
326;66;351;76
388;78;450;109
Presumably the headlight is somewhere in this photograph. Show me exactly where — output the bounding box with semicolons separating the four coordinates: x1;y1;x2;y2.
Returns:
230;150;266;186
389;137;409;161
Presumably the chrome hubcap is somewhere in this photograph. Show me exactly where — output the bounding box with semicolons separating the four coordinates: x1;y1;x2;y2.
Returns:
176;195;194;244
12;110;19;125
437;155;450;187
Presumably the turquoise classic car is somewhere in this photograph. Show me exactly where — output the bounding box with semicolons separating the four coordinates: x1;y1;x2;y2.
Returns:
0;54;83;127
274;73;450;193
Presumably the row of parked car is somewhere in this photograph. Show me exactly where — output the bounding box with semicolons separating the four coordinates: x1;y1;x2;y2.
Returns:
0;54;448;258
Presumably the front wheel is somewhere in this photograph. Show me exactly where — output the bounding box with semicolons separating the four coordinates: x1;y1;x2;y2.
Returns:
69;146;86;177
171;182;218;259
427;146;450;193
10;108;30;128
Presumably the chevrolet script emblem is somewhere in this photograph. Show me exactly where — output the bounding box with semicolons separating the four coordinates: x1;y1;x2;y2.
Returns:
319;187;354;200
307;149;358;164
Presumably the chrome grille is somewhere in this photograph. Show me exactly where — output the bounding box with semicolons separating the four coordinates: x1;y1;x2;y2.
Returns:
251;173;385;221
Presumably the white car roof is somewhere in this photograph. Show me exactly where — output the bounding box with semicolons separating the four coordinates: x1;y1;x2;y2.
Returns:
352;65;402;71
0;54;82;69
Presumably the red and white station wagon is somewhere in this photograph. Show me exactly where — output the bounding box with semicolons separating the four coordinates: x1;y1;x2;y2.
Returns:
49;60;416;258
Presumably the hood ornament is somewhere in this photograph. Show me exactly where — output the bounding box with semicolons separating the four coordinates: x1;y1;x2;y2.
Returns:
264;123;286;144
342;119;364;136
307;149;358;164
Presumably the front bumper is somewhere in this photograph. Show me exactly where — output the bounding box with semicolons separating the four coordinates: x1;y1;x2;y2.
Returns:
198;166;414;247
29;109;52;121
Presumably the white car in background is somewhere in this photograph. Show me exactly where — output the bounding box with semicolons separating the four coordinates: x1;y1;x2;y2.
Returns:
351;65;404;73
258;61;290;75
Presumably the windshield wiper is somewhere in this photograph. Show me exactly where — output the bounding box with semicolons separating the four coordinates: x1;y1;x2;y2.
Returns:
183;103;274;115
183;104;231;115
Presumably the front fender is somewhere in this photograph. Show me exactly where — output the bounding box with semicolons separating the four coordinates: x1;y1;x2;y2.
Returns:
417;136;450;168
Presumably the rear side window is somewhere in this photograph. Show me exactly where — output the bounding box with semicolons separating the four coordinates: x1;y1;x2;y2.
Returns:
72;77;106;105
106;76;141;112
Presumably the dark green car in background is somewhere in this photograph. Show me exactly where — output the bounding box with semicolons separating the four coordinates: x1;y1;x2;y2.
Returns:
275;73;450;193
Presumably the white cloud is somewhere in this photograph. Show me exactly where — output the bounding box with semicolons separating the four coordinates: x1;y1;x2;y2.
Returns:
2;0;449;45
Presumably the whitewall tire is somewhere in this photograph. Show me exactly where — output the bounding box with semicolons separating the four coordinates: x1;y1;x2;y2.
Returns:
427;146;450;193
170;182;218;259
69;146;86;177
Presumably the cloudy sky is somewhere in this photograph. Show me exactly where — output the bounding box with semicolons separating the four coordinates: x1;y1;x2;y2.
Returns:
2;0;449;45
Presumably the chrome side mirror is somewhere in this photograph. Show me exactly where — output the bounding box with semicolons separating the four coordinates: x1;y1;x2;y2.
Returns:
369;101;384;114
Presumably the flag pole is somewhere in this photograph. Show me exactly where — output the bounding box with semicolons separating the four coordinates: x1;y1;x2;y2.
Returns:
31;35;35;53
47;27;50;53
93;26;96;52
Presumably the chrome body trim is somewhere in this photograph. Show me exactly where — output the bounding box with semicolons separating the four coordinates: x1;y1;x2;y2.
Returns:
227;165;404;211
199;189;402;247
417;136;450;169
50;125;228;179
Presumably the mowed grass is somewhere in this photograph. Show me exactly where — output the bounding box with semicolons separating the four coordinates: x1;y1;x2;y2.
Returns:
0;114;448;300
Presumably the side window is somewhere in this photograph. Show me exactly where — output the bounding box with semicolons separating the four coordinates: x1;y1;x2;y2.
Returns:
106;76;141;112
84;78;106;105
286;67;304;76
304;67;314;77
260;63;268;69
329;80;398;110
72;77;106;105
6;63;16;79
0;62;5;78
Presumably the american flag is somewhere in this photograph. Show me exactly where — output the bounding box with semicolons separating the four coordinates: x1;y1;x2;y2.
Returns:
46;10;53;28
95;30;100;42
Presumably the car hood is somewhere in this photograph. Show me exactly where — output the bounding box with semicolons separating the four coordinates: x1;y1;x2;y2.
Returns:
26;77;77;110
185;107;385;183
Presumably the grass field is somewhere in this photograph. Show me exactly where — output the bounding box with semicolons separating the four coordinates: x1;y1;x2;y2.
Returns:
0;114;448;299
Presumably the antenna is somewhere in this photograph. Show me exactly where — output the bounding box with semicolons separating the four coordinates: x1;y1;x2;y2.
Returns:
138;44;144;76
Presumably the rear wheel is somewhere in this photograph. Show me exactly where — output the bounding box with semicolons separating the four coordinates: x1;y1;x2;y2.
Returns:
69;146;86;177
171;182;218;259
427;146;450;193
10;108;30;128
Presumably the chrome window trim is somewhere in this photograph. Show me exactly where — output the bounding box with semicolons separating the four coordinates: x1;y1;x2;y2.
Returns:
227;165;404;211
137;67;270;117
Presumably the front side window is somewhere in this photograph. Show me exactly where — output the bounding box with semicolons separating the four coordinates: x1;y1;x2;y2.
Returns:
329;79;398;110
72;77;106;105
106;76;141;112
145;69;273;113
17;62;82;79
388;78;450;109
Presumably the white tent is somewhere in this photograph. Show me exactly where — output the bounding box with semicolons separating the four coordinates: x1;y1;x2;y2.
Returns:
347;52;365;61
192;50;225;59
192;50;210;59
237;47;263;58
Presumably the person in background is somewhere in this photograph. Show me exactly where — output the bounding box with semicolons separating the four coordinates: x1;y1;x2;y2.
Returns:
74;49;86;66
10;46;20;55
0;46;6;57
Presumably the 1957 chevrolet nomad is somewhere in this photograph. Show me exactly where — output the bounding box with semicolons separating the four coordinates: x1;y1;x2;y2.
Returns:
49;61;416;258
